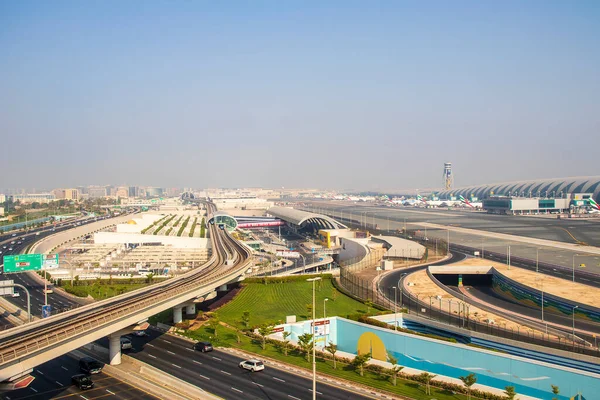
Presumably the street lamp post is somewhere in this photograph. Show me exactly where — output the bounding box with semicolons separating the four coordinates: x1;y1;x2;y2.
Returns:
306;277;321;400
536;248;539;272
393;286;397;330
324;298;329;319
572;305;579;341
572;254;585;283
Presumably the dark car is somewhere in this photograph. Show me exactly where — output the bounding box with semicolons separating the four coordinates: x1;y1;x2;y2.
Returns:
194;341;213;352
71;374;94;390
79;357;103;374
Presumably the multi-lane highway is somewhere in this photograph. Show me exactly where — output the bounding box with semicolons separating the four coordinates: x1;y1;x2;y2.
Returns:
0;216;124;326
103;329;373;400
4;353;157;400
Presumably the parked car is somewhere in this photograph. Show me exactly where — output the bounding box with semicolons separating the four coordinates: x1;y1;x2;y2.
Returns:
71;374;94;390
120;337;132;350
79;357;103;374
239;359;265;372
194;341;213;352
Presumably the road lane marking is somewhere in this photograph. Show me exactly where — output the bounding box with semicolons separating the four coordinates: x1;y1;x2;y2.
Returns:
220;370;231;375
171;364;182;369
35;370;44;375
148;354;157;359
274;377;285;382
231;387;243;393
186;348;194;351
61;366;68;371
199;374;210;380
193;360;202;365
212;356;221;361
288;396;301;400
55;381;64;386
30;388;38;393
80;396;89;400
106;389;115;395
253;382;264;387
162;340;172;344
308;389;323;395
167;351;175;355
146;343;155;347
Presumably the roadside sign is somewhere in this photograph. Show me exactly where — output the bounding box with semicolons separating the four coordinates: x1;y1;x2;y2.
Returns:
276;251;300;259
3;254;44;273
43;254;59;269
0;280;14;296
42;305;52;318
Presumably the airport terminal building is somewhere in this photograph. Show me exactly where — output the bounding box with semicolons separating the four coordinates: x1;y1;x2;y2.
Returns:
436;176;600;202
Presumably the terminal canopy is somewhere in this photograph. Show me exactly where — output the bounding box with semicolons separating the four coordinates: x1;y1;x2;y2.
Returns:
208;211;238;232
267;207;347;232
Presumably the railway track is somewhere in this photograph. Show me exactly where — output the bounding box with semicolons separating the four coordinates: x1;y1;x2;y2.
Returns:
0;202;251;367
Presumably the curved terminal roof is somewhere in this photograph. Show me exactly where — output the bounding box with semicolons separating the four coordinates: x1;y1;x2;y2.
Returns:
436;176;600;201
267;207;347;230
208;211;238;232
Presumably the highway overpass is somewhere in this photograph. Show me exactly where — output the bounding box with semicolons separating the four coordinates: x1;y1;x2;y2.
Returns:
0;202;252;383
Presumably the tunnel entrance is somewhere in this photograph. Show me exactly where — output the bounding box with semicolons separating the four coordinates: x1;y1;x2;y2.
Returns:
433;273;493;287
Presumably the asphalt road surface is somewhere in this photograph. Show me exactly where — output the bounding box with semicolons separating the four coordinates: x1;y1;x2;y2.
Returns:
2;353;157;400
308;202;600;247
306;202;600;276
459;284;600;339
105;329;374;400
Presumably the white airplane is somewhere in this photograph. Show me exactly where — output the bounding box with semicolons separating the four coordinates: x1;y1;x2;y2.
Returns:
415;194;458;208
459;195;483;209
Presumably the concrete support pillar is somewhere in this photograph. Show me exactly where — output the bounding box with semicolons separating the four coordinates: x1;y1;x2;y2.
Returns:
218;284;228;292
173;306;183;324
185;304;196;315
109;334;122;365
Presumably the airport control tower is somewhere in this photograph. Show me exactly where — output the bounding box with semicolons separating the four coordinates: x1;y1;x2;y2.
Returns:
443;162;453;190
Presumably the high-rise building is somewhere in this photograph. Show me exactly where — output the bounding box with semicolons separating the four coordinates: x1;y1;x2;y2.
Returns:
116;187;129;198
88;186;107;198
53;189;79;201
145;187;164;198
128;186;139;198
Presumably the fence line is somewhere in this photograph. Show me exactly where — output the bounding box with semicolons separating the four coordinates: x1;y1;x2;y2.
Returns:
337;227;600;357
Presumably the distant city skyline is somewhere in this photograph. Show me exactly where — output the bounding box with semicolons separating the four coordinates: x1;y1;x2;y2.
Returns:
1;2;598;190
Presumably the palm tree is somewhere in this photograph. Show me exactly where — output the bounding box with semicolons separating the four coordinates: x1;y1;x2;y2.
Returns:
459;373;477;400
352;353;371;377
257;323;274;350
281;331;291;356
504;386;516;400
325;342;338;369
419;372;437;395
209;313;220;339
298;333;313;362
387;353;404;386
241;311;251;329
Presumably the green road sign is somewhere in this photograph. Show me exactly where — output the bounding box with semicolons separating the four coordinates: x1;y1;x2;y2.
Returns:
3;254;43;273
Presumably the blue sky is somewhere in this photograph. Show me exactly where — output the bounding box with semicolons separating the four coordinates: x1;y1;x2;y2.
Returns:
1;1;598;191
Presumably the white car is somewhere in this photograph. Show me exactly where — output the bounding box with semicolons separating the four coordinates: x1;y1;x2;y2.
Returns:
239;360;264;372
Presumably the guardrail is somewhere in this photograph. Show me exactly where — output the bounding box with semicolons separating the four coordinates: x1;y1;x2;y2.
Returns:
0;202;252;366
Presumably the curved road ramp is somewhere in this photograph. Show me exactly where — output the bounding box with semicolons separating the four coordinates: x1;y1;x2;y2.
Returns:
0;203;252;386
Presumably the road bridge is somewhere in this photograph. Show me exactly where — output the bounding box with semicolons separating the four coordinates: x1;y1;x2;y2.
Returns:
0;202;252;384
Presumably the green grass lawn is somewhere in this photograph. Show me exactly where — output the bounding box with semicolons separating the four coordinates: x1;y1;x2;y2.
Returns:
217;277;375;327
183;324;467;400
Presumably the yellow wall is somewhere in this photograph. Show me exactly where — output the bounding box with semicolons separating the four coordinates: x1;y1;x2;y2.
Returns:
318;230;331;248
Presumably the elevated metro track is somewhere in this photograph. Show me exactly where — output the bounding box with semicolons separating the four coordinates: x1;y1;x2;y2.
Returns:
0;202;252;382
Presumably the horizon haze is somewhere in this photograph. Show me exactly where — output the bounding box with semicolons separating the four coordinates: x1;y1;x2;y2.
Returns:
1;1;598;191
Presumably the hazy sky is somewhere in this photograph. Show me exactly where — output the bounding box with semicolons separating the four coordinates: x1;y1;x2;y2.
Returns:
1;1;598;191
